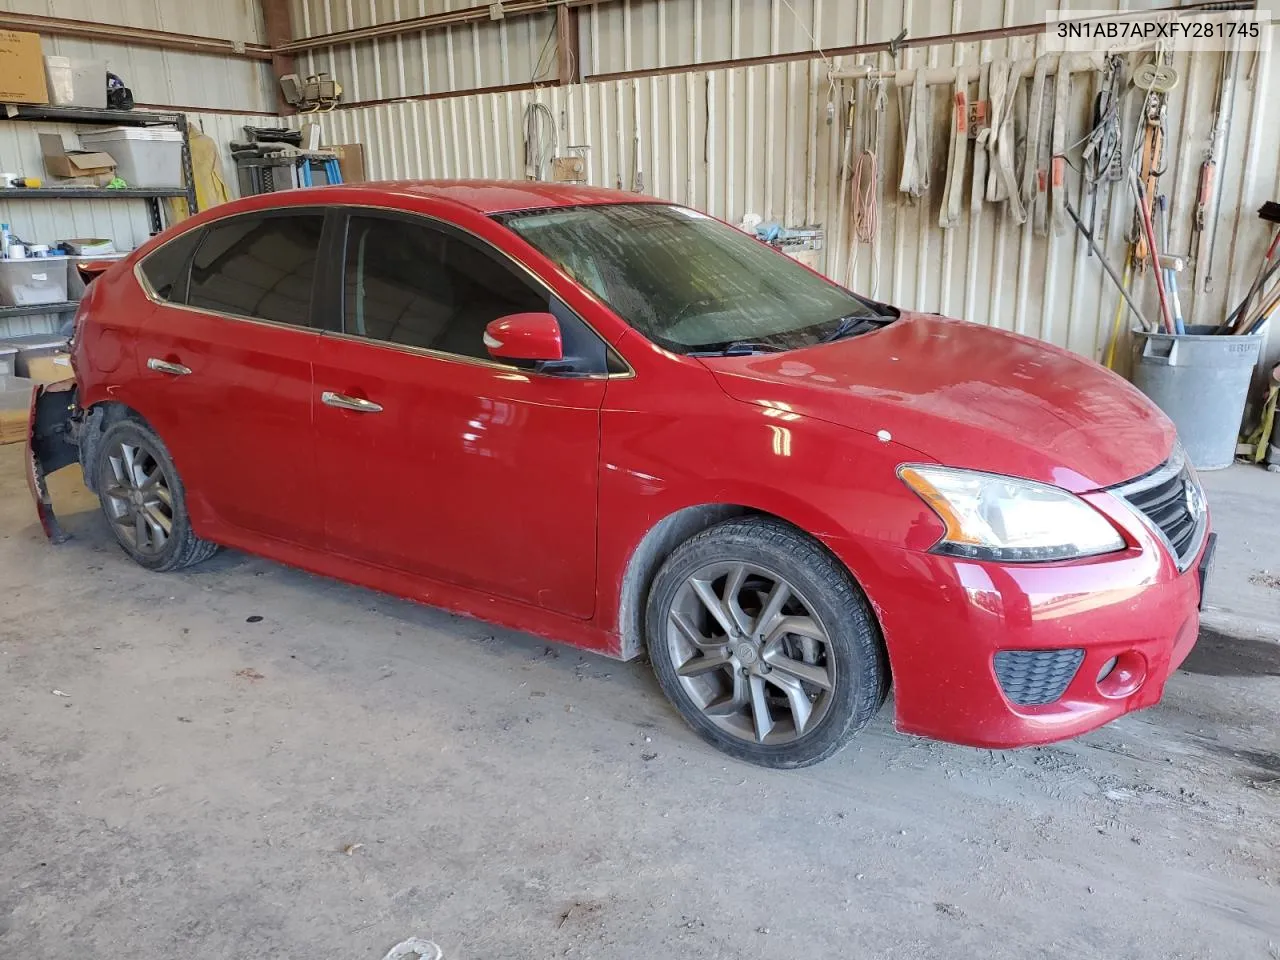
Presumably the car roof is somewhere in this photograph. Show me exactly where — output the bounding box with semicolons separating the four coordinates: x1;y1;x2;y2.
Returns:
218;179;660;216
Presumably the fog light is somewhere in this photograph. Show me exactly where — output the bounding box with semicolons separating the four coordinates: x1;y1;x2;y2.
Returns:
1096;651;1146;698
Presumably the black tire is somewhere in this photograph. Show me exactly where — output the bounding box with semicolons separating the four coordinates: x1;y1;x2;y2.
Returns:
94;417;218;572
645;516;888;768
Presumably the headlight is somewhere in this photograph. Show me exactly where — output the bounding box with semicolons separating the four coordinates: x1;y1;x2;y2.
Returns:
898;465;1125;562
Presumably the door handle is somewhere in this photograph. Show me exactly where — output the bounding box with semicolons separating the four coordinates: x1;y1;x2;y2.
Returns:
147;357;191;376
321;391;383;413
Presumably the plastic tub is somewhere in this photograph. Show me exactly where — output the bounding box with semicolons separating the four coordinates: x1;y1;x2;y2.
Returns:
0;257;69;307
79;127;185;188
2;333;71;378
1131;325;1264;470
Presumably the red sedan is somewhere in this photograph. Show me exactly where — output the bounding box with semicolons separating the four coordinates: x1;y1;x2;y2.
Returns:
28;181;1214;767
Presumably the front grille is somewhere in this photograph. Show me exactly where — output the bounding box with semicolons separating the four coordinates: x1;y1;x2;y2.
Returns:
993;649;1084;706
1111;449;1207;570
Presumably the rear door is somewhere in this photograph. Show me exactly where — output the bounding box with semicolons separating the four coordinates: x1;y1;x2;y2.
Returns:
130;209;330;546
311;209;610;618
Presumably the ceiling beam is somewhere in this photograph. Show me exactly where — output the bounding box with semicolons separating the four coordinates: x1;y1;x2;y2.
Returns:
0;11;273;61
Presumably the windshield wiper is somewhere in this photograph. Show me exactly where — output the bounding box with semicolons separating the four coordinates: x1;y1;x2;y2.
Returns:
819;312;893;343
687;340;787;357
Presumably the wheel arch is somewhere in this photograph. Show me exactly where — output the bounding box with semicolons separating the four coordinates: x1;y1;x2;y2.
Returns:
77;400;156;494
615;502;888;666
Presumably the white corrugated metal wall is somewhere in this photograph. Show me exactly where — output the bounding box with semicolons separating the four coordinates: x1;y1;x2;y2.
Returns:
4;0;274;111
290;36;1280;374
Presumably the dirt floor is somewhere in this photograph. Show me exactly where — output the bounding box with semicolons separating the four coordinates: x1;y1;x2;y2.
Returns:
2;443;1278;959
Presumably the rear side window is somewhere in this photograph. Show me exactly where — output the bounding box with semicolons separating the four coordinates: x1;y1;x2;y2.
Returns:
139;229;201;303
187;213;324;327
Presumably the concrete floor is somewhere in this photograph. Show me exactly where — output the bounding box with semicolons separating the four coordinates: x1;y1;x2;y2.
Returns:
1;442;1278;960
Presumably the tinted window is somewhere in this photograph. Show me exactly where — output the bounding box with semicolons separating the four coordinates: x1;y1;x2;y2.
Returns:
500;203;890;354
343;215;546;360
188;213;324;326
139;229;201;302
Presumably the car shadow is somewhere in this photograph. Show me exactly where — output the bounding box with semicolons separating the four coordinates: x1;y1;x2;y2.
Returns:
1179;626;1280;678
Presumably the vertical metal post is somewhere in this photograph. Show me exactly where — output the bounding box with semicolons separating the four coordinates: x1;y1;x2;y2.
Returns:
177;113;198;216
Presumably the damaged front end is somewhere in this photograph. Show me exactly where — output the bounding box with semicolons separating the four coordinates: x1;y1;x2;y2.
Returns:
27;381;81;543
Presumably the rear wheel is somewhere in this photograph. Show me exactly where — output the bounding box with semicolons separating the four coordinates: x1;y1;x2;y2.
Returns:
646;517;887;768
95;418;217;571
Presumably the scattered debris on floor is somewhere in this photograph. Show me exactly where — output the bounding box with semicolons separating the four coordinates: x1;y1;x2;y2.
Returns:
51;689;70;697
380;938;441;960
341;842;364;856
1251;571;1280;590
234;668;264;681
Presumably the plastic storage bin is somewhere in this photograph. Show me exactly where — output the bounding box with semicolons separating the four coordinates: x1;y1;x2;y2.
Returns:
45;56;107;108
0;344;16;377
3;333;71;378
0;257;69;307
79;127;185;188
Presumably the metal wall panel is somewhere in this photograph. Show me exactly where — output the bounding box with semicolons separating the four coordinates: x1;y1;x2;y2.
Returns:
290;31;1279;374
4;0;265;43
289;0;557;101
7;0;273;111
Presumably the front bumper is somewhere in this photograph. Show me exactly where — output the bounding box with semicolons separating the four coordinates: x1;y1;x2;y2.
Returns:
840;513;1213;749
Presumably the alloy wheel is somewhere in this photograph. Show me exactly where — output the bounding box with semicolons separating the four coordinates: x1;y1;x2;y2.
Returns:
101;440;174;556
664;560;837;745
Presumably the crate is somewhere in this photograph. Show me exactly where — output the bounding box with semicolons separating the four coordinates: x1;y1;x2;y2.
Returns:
0;257;70;307
79;127;185;188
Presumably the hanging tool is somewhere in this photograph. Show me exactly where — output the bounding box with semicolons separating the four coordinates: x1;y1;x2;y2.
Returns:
1050;56;1070;236
897;66;930;197
1130;170;1176;333
938;70;969;228
1065;199;1154;334
1080;56;1124;256
1103;252;1136;369
1022;56;1050;229
1156;195;1186;334
970;61;991;217
1197;45;1238;293
1130;52;1177;267
984;58;1026;222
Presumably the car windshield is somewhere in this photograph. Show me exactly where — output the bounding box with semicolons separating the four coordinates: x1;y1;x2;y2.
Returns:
497;203;892;354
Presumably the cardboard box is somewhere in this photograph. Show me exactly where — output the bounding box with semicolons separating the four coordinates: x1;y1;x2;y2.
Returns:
325;143;366;183
0;31;49;105
38;132;116;185
24;352;73;384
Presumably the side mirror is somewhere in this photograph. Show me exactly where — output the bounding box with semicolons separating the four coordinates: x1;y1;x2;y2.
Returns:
483;312;564;363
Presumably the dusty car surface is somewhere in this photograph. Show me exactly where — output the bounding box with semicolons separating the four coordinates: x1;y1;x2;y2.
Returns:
28;180;1214;767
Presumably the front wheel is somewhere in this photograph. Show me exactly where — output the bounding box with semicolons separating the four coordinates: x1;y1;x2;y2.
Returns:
645;517;888;768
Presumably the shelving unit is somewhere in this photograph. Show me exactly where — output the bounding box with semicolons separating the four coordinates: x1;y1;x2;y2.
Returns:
0;104;198;322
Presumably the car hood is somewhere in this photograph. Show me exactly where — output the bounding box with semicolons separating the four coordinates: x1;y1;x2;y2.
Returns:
701;312;1175;492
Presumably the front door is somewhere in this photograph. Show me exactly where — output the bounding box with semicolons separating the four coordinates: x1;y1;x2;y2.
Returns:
131;210;328;547
312;211;608;619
